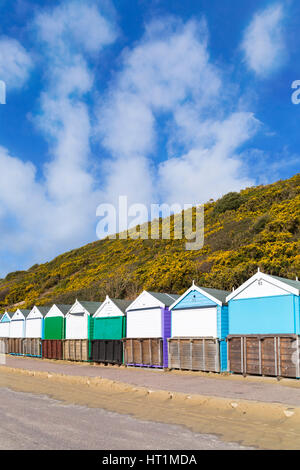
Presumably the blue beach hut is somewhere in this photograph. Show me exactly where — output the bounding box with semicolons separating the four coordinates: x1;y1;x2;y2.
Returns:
226;270;300;378
168;282;229;372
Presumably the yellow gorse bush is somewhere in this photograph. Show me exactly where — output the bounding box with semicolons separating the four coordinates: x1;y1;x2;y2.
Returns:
0;174;299;309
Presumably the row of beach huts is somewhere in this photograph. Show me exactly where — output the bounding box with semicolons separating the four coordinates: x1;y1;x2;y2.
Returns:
0;269;300;378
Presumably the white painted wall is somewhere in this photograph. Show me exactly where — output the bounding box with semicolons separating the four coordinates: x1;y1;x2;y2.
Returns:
233;278;290;300
171;307;217;338
26;319;43;338
0;322;10;337
65;313;88;339
127;308;162;338
10;320;24;338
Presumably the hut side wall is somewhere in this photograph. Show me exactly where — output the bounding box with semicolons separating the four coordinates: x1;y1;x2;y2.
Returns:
126;308;162;338
44;317;65;340
0;320;10;338
65;313;89;340
25;318;44;339
10;320;25;338
92;316;125;340
228;294;298;335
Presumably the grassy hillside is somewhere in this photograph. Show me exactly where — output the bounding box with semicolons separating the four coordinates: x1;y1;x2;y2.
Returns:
1;174;299;310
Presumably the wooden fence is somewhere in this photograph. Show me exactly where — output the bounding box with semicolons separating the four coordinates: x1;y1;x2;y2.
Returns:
63;339;90;362
42;340;64;360
227;334;300;378
123;338;163;367
90;340;123;365
168;337;220;372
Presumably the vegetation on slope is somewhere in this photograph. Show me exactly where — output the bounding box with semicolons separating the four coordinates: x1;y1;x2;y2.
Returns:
0;174;299;309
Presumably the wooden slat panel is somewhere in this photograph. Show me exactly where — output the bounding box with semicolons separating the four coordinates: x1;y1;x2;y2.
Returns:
227;337;242;373
168;338;220;372
63;339;89;361
261;337;276;376
245;337;260;375
123;338;163;366
227;334;300;379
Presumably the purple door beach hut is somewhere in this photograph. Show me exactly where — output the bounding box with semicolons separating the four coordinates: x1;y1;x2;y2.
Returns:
124;291;179;368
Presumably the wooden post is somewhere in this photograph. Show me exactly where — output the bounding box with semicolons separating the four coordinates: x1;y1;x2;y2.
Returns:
241;337;244;374
296;336;300;379
277;337;281;377
190;340;193;371
178;339;181;369
216;339;220;373
227;339;231;373
140;339;143;364
258;338;262;375
274;337;278;377
149;339;152;365
244;337;247;375
158;339;161;366
202;338;206;371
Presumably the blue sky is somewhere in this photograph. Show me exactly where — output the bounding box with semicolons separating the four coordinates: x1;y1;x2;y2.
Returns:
0;0;299;277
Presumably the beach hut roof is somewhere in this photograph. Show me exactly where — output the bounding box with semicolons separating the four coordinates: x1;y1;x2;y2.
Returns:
76;300;102;315
94;297;131;317
110;298;132;313
53;304;72;315
126;291;179;311
268;274;300;291
147;292;180;306
226;271;300;302
1;311;14;320
13;309;31;319
32;306;51;317
169;283;230;309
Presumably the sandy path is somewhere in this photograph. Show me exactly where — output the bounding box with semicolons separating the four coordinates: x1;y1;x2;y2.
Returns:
0;364;300;449
0;387;249;450
4;355;300;406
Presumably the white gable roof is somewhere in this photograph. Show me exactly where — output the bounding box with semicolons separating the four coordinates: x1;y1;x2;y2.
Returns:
67;299;102;316
27;306;44;319
226;272;299;302
11;309;27;321
94;296;125;318
68;300;89;316
45;304;71;318
126;291;164;311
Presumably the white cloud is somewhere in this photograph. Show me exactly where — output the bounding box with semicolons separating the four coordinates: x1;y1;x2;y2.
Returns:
0;1;117;275
158;112;259;204
241;4;286;77
35;0;116;55
0;37;32;88
97;18;258;212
